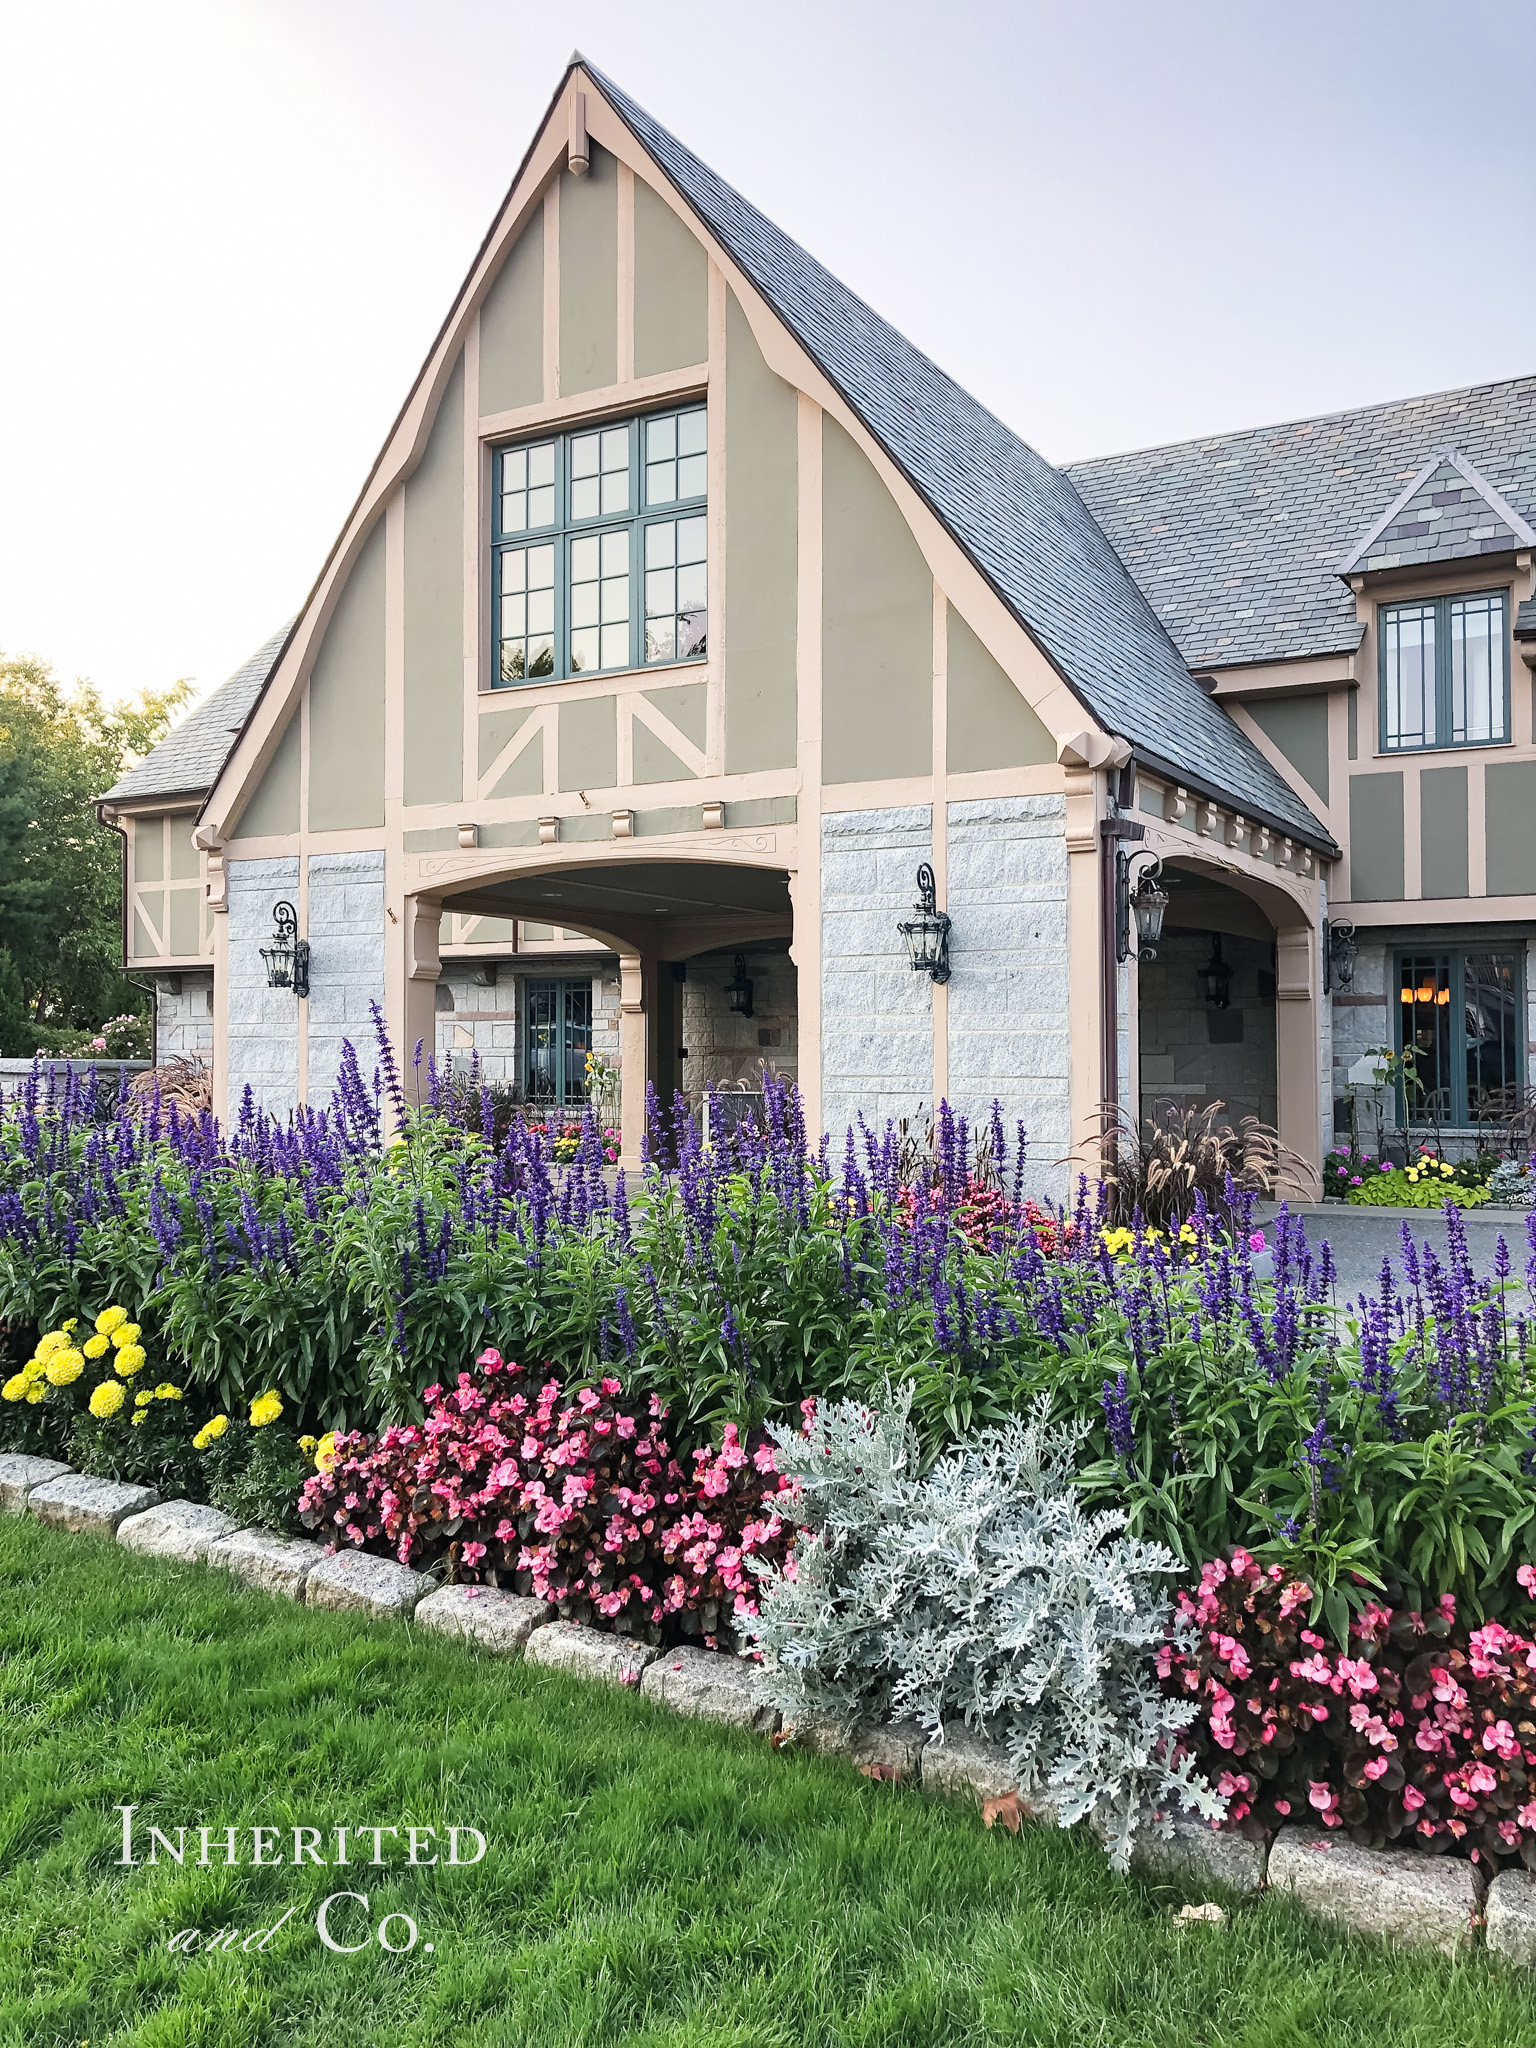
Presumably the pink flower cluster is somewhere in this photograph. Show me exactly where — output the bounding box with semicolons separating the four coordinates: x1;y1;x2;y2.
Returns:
297;1350;794;1646
1165;1549;1536;1870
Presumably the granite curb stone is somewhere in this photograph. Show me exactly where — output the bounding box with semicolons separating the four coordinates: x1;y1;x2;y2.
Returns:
1129;1816;1267;1895
414;1585;554;1654
639;1647;780;1732
1268;1825;1480;1954
0;1454;72;1514
206;1528;325;1601
27;1473;158;1536
306;1548;432;1620
920;1724;1026;1809
788;1715;928;1782
524;1621;659;1686
1486;1870;1536;1965
117;1500;244;1563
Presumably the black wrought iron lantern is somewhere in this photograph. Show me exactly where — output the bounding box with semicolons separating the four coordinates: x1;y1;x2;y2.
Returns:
898;863;951;984
260;900;310;998
724;953;754;1018
1114;849;1168;963
1324;917;1357;994
1196;932;1233;1010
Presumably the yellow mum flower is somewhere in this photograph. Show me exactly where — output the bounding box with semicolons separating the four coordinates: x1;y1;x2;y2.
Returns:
110;1323;142;1350
249;1390;283;1428
83;1333;110;1359
113;1344;147;1379
131;1410;147;1427
299;1435;317;1454
95;1306;129;1336
134;1389;155;1407
61;1319;77;1334
154;1384;183;1401
314;1431;340;1471
89;1379;126;1419
2;1373;28;1402
193;1414;229;1450
36;1329;69;1358
25;1383;45;1405
44;1349;85;1387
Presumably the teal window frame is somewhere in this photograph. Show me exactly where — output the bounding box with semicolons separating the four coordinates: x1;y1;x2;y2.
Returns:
1378;588;1510;752
491;404;708;689
1392;945;1525;1129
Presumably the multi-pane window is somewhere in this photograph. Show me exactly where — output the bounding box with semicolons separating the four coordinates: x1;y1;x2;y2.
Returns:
1380;590;1508;750
524;977;593;1107
1396;949;1522;1127
492;405;707;687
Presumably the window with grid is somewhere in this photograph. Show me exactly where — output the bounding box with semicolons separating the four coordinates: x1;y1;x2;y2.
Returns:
1395;949;1522;1127
1380;590;1509;750
492;406;707;687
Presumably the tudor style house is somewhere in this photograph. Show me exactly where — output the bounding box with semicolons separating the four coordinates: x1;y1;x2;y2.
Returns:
99;60;1536;1192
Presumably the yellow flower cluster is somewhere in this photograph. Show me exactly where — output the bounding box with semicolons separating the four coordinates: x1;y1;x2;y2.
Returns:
249;1390;283;1428
128;1383;184;1428
193;1414;229;1451
90;1380;125;1419
314;1430;340;1472
1405;1158;1458;1186
1;1303;151;1411
1098;1221;1199;1260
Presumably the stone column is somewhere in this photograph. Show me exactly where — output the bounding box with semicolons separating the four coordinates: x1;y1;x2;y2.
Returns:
618;950;656;1166
384;895;442;1115
1276;925;1322;1197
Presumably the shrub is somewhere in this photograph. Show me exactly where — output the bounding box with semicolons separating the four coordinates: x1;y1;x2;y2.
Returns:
1167;1549;1536;1873
1487;1159;1536;1209
1;1303;154;1457
1348;1164;1491;1209
69;1379;203;1498
197;1393;315;1533
1090;1098;1293;1231
298;1350;793;1646
745;1393;1221;1870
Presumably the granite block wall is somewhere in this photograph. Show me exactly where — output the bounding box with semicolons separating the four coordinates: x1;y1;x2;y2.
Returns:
306;851;386;1107
227;857;300;1118
821;805;934;1137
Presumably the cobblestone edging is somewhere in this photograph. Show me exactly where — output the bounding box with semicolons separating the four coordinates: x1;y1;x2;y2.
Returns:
1;1450;1527;1965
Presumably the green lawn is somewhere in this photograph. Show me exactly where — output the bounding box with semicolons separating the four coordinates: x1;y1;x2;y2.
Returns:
3;1521;1535;2048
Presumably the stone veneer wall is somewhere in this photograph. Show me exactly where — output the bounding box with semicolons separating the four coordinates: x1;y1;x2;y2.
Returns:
1138;929;1280;1131
820;806;934;1138
306;851;386;1107
434;961;621;1093
681;948;798;1094
946;795;1071;1193
154;972;214;1062
227;856;300;1117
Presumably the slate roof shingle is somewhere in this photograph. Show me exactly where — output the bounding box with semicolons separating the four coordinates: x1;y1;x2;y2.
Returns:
590;67;1335;853
1066;378;1536;672
99;623;293;805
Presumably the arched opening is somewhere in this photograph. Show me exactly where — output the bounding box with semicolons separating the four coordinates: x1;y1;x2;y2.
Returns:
1138;867;1279;1130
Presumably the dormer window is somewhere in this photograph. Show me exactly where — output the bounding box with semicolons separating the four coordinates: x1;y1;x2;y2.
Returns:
493;405;707;687
1380;589;1509;750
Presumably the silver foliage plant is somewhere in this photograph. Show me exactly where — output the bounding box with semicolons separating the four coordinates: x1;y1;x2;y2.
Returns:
745;1392;1223;1869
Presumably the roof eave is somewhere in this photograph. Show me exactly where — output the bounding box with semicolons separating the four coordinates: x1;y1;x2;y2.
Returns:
1131;745;1339;861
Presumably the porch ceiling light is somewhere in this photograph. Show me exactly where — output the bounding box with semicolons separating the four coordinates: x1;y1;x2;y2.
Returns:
898;863;951;984
1114;849;1167;964
260;900;310;999
1323;918;1357;994
1196;932;1233;1010
724;953;755;1018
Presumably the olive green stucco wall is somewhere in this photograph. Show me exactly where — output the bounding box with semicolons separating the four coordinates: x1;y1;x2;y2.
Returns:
1348;771;1404;902
945;605;1052;771
633;179;706;376
558;696;617;791
168;889;200;958
308;521;386;832
723;293;797;775
167;814;200;880
478;705;544;798
132;817;163;884
1486;760;1536;896
559;146;617;397
234;709;302;839
821;417;931;783
1248;694;1329;804
404;355;465;808
1419;764;1469;899
645;683;705;748
478;208;543;415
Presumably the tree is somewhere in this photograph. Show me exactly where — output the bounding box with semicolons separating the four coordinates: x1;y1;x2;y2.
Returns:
0;654;191;1054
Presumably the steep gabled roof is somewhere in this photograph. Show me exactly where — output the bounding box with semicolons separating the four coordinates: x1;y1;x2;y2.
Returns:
100;623;293;805
1336;449;1536;577
591;66;1333;852
1066;376;1536;672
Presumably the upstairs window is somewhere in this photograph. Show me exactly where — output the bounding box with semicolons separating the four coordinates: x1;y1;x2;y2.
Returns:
1380;589;1508;750
493;405;708;687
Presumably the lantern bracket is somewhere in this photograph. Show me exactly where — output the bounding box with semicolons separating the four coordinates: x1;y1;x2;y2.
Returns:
897;863;951;984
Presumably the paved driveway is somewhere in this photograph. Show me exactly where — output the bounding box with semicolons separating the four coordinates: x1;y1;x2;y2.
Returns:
1253;1199;1532;1302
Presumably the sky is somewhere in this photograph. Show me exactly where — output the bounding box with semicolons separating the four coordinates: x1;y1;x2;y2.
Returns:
2;0;1533;710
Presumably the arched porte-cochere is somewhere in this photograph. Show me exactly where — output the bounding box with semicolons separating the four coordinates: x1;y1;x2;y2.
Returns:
1132;849;1323;1199
398;839;796;1162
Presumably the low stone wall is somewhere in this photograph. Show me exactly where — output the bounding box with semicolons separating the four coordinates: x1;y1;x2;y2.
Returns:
3;1444;1528;1965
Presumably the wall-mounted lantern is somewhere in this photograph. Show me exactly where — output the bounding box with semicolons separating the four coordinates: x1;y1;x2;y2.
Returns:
1323;918;1357;994
724;953;754;1018
260;900;310;999
1196;932;1233;1010
1114;849;1168;964
898;863;951;984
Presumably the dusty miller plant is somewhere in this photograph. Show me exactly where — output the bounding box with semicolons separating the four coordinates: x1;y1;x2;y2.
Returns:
745;1392;1222;1869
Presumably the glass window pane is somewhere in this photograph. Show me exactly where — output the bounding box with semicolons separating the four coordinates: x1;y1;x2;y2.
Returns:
501;594;526;637
528;443;555;487
571;433;600;478
677;453;707;499
646;568;676;617
601;427;629;471
527;589;554;635
680;609;707;660
529;545;554;586
677;516;707;564
529;639;554;677
569;581;599;629
600;623;629;668
677;562;707;611
646;619;676;664
570;535;599;581
501;643;527;681
505;449;528;488
528;486;555;527
502;551;526;593
1383;602;1434;749
646;523;675;568
571;477;599;521
646;463;676;506
601;472;630;516
1398;954;1452;1124
677;409;706;456
647;417;676;460
601;530;629;576
1450;594;1505;744
600;577;628;624
502;495;527;533
569;627;600;673
1465;952;1518;1122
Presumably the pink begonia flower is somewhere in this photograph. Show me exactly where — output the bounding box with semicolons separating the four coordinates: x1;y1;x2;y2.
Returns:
461;1541;486;1568
1437;1593;1458;1623
1362;1757;1391;1781
1402;1784;1426;1810
1248;1231;1266;1251
1272;1798;1291;1816
1517;1565;1536;1598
